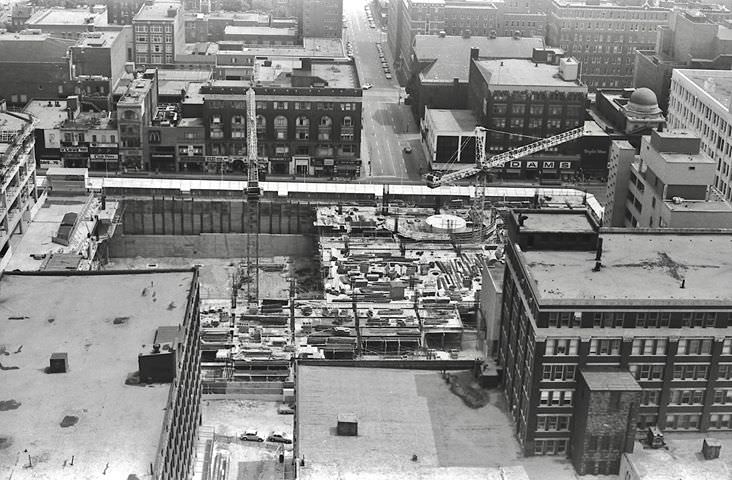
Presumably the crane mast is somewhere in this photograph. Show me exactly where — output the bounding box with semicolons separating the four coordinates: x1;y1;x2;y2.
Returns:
245;87;261;305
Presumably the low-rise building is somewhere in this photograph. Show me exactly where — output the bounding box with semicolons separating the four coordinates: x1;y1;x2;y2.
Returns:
0;269;202;480
60;102;118;171
22;99;68;169
24;6;108;40
588;87;666;149
223;25;297;44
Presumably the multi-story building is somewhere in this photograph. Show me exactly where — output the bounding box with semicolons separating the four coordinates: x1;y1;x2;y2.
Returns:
442;1;498;37
70;29;133;110
0;102;38;267
466;52;588;179
60;104;119;171
184;11;274;42
0;269;202;480
116;69;158;171
22;99;68;169
389;0;447;71
634;10;732;113
498;11;546;37
223;25;297;44
546;0;670;90
106;0;146;25
132;1;185;67
605;128;732;228
496;209;732;475
405;35;543;119
183;58;362;177
0;31;75;107
24;6;108;40
301;0;342;38
667;69;732;201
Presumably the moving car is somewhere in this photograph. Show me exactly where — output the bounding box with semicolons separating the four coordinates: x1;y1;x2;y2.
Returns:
267;432;293;444
239;430;264;442
362;83;373;90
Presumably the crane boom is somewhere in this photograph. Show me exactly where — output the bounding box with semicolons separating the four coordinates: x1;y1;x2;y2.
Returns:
245;87;261;304
426;126;585;188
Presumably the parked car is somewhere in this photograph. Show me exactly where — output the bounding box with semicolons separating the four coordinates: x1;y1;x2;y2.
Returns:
239;430;264;442
277;404;295;415
385;73;393;79
403;145;412;154
267;432;293;444
362;83;373;90
449;348;460;359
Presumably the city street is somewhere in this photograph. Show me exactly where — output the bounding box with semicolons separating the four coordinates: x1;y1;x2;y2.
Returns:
344;0;428;182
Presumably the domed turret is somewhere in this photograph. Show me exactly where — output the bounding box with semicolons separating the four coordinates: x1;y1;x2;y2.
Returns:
626;88;662;115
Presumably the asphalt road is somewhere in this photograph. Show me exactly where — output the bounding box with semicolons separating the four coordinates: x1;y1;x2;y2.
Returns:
344;0;428;182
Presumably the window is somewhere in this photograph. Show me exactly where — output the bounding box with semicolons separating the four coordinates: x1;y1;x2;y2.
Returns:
342;116;353;127
165;35;172;43
541;364;576;381
640;390;660;406
539;390;573;407
256;115;266;137
135;24;147;32
545;338;578;356
536;415;571;431
678;339;713;355
273;102;289;110
274;115;288;140
629;364;664;380
673;364;709;381
631;338;666;355
136;35;148;43
318;116;333;141
589;338;621;355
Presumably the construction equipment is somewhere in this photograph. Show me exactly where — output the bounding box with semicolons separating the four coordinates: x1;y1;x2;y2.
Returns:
425;126;585;188
244;87;261;304
425;126;586;241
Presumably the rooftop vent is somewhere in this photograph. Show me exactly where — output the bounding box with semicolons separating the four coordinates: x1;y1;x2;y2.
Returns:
49;352;68;373
512;30;522;39
438;30;446;37
702;438;721;460
488;29;496;39
337;413;358;436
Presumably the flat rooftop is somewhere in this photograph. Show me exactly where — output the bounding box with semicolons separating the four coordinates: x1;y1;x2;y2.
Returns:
23;100;68;129
624;439;730;480
134;1;180;22
74;30;121;48
517;211;595;233
522;232;732;304
0;270;196;480
677;69;732;113
475;59;585;88
224;25;296;36
415;35;543;83
26;7;107;26
297;366;531;480
581;368;641;391
425;108;478;133
0;111;28;136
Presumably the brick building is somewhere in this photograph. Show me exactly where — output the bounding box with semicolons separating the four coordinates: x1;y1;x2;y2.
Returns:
496;210;732;475
24;6;108;40
183;58;362;177
546;0;670;90
116;69;159;171
106;0;145;25
466;51;588;179
132;1;185;67
0;32;75;107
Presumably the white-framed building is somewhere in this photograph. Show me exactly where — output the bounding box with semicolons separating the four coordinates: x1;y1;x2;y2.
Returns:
667;69;732;201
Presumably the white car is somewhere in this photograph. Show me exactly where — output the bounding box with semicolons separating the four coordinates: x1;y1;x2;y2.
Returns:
362;83;373;90
239;430;264;442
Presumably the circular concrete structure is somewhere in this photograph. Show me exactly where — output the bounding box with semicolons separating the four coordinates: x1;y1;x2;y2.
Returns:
426;214;466;232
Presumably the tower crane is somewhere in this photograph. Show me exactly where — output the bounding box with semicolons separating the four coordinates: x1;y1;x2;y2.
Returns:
425;126;586;240
244;87;261;305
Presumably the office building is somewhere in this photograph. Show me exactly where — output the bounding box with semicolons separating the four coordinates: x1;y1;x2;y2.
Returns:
0;103;38;267
0;269;202;480
605;129;732;228
301;0;342;38
132;1;185;67
667;69;732;201
497;209;732;475
546;0;670;90
634;10;732;112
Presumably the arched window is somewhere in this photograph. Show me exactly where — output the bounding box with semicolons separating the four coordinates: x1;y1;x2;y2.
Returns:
274;115;288;140
122;109;139;120
231;115;245;138
342;116;353;127
256;115;266;137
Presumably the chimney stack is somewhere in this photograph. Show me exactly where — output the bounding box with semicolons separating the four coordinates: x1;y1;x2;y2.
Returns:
470;47;480;60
